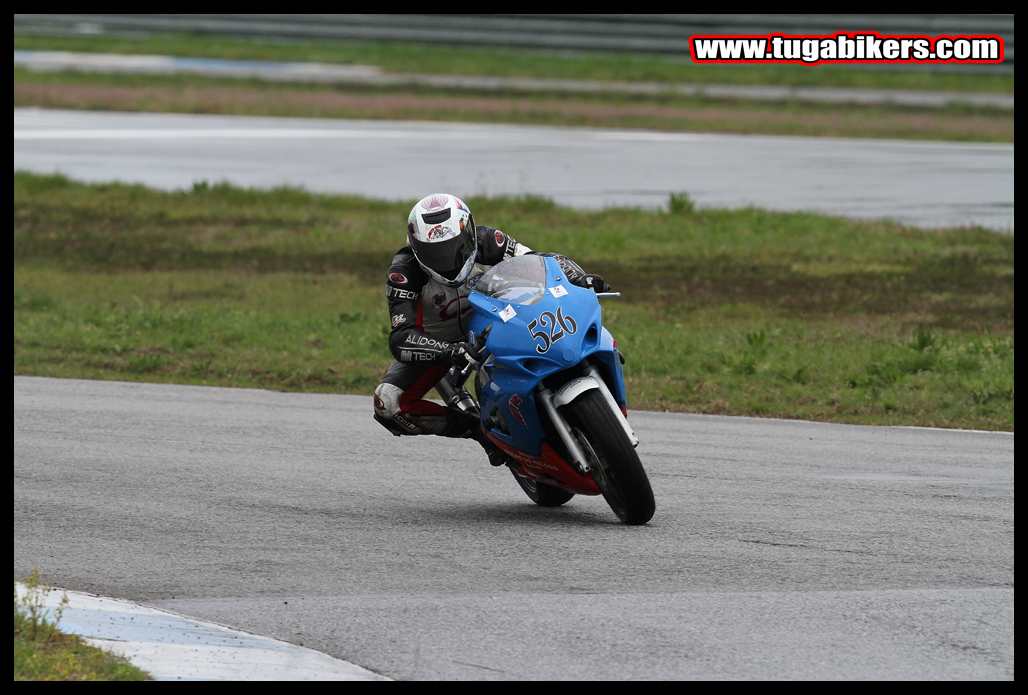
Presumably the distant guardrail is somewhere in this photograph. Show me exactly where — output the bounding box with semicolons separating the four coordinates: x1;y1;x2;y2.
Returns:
14;14;1014;73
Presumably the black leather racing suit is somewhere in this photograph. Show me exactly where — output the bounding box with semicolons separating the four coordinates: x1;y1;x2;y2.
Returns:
372;225;590;437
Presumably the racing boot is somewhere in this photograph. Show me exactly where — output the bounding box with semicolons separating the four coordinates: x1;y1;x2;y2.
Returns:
443;408;509;467
471;427;510;467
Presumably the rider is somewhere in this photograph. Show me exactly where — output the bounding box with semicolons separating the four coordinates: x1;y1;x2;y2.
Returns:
373;193;610;463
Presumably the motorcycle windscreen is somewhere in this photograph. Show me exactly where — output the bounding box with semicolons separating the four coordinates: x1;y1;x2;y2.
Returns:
473;254;547;305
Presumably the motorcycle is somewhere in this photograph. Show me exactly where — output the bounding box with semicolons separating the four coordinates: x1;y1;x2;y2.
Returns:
436;254;655;525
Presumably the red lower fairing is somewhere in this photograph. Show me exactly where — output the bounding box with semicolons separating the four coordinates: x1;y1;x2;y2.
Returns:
487;433;601;496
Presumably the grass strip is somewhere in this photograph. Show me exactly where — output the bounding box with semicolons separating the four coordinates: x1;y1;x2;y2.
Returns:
14;571;152;681
14;173;1013;430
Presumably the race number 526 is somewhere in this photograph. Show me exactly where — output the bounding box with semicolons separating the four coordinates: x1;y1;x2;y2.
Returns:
527;307;577;354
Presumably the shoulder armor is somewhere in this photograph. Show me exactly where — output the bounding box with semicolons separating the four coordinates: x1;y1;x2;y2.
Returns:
477;226;530;265
386;247;428;289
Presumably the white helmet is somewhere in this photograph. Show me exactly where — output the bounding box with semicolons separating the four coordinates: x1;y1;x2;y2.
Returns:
407;193;477;286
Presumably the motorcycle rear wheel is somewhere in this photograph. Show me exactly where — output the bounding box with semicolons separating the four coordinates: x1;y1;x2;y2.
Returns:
509;466;576;507
564;390;655;525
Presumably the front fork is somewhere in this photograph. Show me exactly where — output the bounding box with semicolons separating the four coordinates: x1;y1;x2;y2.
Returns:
581;363;639;448
536;384;592;475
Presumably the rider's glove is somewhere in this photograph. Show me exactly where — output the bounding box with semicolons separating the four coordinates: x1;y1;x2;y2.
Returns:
445;341;482;369
575;274;611;294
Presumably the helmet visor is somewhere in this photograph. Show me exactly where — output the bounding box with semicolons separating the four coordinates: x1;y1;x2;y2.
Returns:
412;225;476;282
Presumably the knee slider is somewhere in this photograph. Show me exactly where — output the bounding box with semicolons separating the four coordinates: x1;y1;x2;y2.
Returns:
374;383;403;419
373;383;422;436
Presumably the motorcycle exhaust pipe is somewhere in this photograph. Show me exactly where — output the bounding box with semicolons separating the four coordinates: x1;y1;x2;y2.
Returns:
436;378;478;418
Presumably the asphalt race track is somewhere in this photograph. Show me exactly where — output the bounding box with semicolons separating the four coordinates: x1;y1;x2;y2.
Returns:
14;376;1014;680
13;108;1014;231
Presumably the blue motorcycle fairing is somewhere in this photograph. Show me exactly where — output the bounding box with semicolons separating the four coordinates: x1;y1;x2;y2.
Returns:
467;256;626;457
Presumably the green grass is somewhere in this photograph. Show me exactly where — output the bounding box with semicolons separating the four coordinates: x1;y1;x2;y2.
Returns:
14;571;152;681
13;173;1014;430
14;32;1015;93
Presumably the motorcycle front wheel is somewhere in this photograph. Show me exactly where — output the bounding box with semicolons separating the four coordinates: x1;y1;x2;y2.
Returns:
564;390;655;525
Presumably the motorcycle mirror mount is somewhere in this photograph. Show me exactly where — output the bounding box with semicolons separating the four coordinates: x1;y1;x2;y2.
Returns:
450;322;493;386
475;323;493;348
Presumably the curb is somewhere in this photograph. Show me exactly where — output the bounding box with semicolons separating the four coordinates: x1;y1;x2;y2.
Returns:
15;582;391;681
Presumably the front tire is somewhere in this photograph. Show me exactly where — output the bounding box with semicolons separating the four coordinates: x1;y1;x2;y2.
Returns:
564;390;655;525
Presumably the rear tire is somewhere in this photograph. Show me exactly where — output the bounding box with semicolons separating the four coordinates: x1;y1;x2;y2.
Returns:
509;466;576;507
564;390;655;525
